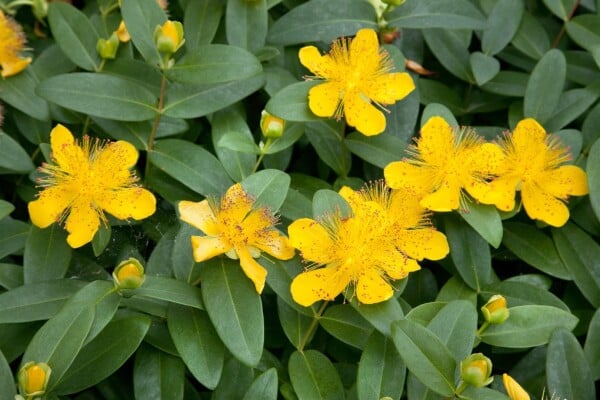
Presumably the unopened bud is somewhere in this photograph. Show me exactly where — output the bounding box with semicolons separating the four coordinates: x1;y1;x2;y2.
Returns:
154;20;184;54
502;373;530;400
18;362;51;397
260;110;285;139
481;295;510;324
382;0;406;5
460;353;493;388
97;32;120;60
115;20;131;43
113;258;145;290
32;0;49;20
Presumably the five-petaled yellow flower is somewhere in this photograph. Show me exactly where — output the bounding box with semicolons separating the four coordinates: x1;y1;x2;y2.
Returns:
28;125;156;248
0;10;32;78
178;183;295;294
384;116;504;212
299;28;415;136
478;118;588;227
288;184;449;306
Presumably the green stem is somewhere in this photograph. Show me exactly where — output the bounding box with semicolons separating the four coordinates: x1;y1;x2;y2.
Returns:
476;321;489;337
298;301;329;352
551;0;580;48
252;138;274;173
339;121;349;179
4;0;33;11
144;72;168;178
455;380;468;396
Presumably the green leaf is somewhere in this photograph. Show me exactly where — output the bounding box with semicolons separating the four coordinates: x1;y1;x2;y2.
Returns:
0;322;38;363
391;319;456;397
566;15;600;62
171;223;201;284
444;214;493;291
427;300;477;362
406;302;447;326
133;345;185;400
458;200;503;248
584;308;600;380
481;281;569;311
242;368;278;400
149;139;233;197
135;276;204;309
0;130;35;173
543;0;578;21
480;305;578;348
226;0;267;53
162;73;265;118
512;12;551;60
288;350;345;400
216;131;260;154
357;332;405;400
54;316;151;394
523;49;566;124
503;222;570;280
0;351;15;400
167;45;262;84
586;138;600;221
421;103;459;127
22;303;95;391
277;297;314;349
241;169;291;212
0;218;29;260
345;132;406;168
167;304;225;389
552;223;600;307
48;2;101;71
0;69;50;121
0;279;85;323
460;387;511;400
423;29;473;82
121;0;167;66
24;225;72;284
320;304;374;349
265;81;321;122
418;80;465;116
481;71;528;97
213;357;254;400
481;0;524;55
544;88;598;132
267;0;378;45
305;121;351;177
312;189;350;219
37;73;158;121
350;297;405;336
546;329;596;400
469;52;500;86
184;0;223;49
0;263;22;290
387;0;485;29
91;224;111;257
200;258;264;367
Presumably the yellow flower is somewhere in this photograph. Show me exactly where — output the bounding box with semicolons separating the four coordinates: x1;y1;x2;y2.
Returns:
0;10;32;78
17;362;51;397
502;374;531;400
299;28;415;136
384;116;504;212
478;118;588;227
115;20;131;43
28;125;156;248
289;183;449;306
178;183;295;294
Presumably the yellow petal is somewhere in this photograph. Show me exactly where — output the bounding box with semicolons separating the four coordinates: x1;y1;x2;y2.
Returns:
418;116;454;164
478;176;519;211
99;187;156;220
50;125;88;176
308;82;341;118
537;165;589;198
512;118;547;149
290;265;349;306
288;218;335;264
420;178;461;212
219;183;253;224
253;230;295;260
396;228;449;261
356;269;394;304
299;45;331;77
0;57;31;78
389;188;426;228
178;200;220;236
384;161;433;195
521;182;570;227
349;29;379;71
92;141;138;188
190;235;231;262
365;72;415;104
343;91;386;136
64;199;101;248
502;374;530;400
116;20;131;42
28;186;75;228
237;245;268;294
374;250;420;280
470;142;505;176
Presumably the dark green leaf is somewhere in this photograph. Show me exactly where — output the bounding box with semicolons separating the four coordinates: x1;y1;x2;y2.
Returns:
200;258;264;367
544;88;598;132
481;71;528;97
312;189;350;219
427;300;477;362
481;281;569;311
133;345;184;400
423;29;473;82
350;297;405;336
121;0;167;66
226;0;268;53
481;0;524;55
277;297;314;349
288;350;345;400
387;0;485;29
0;130;35;173
305;121;350;176
469;52;500;86
543;0;579;21
24;225;72;284
184;0;223;49
523;49;566;124
584;308;600;380
242;368;278;400
586;138;600;221
345;132;406;168
512;12;551;60
0;70;50;121
241;169;291;212
135;276;204;309
0;263;22;290
171;223;201;284
459;200;503;248
0;351;15;399
265;81;321;122
357;332;405;400
320;304;373;349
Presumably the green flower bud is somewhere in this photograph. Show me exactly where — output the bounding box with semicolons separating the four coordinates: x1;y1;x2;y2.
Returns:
32;0;49;20
113;258;145;290
460;353;493;388
154;20;185;54
481;294;510;324
382;0;405;5
96;32;120;60
260;110;285;139
18;362;51;398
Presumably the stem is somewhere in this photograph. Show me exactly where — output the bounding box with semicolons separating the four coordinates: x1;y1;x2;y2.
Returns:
144;73;167;179
298;301;329;352
5;0;33;10
252;138;274;173
551;0;580;48
338;121;349;179
476;321;489;337
455;380;468;396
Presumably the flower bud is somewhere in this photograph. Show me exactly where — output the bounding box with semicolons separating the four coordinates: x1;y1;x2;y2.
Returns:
260;110;285;139
32;0;49;20
18;362;51;397
460;353;493;388
115;20;131;43
382;0;406;5
502;374;530;400
154;20;184;54
481;294;510;324
113;258;145;290
97;32;120;60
